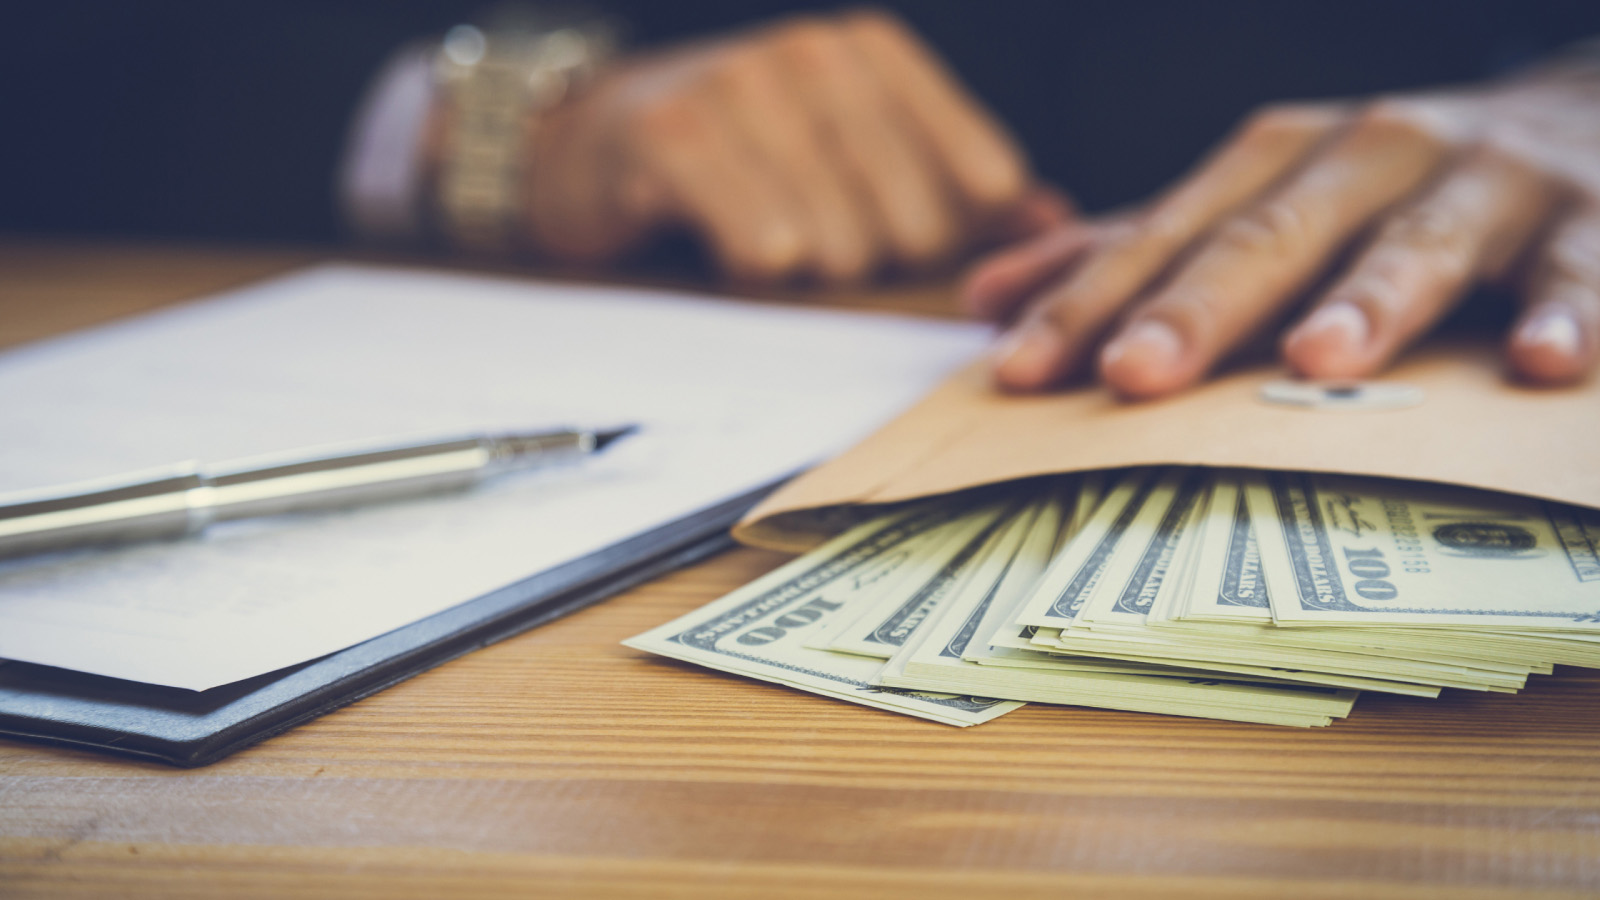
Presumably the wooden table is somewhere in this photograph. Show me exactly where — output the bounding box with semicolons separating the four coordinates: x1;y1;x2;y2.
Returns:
3;241;1599;900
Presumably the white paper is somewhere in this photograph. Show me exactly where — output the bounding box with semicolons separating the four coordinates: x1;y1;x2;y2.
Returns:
0;264;989;689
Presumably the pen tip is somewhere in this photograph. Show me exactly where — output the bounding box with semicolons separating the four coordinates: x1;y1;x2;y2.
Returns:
592;425;638;453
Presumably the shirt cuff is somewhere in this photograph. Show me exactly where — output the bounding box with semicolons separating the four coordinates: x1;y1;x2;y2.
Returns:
338;42;438;244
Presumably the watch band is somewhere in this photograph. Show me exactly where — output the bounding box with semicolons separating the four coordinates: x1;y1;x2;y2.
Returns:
433;15;617;255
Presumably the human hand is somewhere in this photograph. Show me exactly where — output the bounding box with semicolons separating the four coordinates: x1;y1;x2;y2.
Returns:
521;9;1069;283
966;54;1600;397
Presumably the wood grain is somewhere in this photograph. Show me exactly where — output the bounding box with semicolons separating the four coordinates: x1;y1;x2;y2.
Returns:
2;242;1599;899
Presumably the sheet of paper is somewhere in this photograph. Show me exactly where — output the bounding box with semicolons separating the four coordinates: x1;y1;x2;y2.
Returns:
0;264;990;690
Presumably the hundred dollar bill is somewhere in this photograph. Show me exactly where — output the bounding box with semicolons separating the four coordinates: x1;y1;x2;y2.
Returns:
1011;468;1168;631
1035;473;1446;695
797;501;1000;653
1171;479;1546;682
949;483;1169;678
975;469;1136;654
963;485;1076;664
825;496;1033;659
1245;471;1600;631
1151;477;1521;686
869;478;1363;724
1063;471;1109;546
1064;467;1211;633
1170;473;1273;624
875;496;1044;685
1053;474;1534;692
890;646;1358;726
1003;467;1200;651
881;490;1208;686
886;616;1361;726
624;506;1023;726
896;487;1145;675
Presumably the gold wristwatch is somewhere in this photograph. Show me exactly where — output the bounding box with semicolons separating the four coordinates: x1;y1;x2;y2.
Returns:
433;8;618;254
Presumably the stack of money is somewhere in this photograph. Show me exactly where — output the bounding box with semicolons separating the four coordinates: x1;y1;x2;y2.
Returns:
626;468;1600;727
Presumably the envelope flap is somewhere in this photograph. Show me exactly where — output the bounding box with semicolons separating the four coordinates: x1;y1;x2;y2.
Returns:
735;340;1599;551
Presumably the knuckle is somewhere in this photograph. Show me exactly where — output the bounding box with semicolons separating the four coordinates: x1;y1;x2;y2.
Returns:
1131;207;1194;249
1240;102;1337;143
1468;133;1555;194
767;13;830;39
1341;234;1469;334
1350;98;1455;151
1378;205;1475;273
960;152;1026;209
1350;256;1412;312
1029;232;1141;309
770;16;842;62
841;6;911;39
1472;132;1533;169
891;220;956;267
708;46;768;90
1032;287;1106;337
1083;225;1166;284
1546;211;1600;287
632;94;699;142
1214;200;1313;261
1099;218;1147;247
1030;272;1139;338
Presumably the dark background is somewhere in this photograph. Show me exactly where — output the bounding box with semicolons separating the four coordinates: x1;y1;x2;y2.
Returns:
5;1;1599;245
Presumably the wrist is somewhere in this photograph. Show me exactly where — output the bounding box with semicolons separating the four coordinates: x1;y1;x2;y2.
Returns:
429;18;620;256
514;68;645;261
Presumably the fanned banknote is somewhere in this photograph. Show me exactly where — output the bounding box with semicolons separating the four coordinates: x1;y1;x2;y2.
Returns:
627;465;1600;728
1246;472;1600;630
624;503;1024;726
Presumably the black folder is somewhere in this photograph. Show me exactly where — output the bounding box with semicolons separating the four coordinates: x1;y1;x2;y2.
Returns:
0;481;778;767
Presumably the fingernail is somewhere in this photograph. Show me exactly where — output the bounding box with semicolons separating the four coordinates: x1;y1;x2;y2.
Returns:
1516;308;1582;359
1295;302;1371;353
1101;319;1184;375
994;323;1065;387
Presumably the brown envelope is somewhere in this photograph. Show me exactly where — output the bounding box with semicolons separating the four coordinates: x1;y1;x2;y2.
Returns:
734;339;1599;552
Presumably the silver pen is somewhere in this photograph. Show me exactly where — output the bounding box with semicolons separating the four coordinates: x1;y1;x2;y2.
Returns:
0;426;637;560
